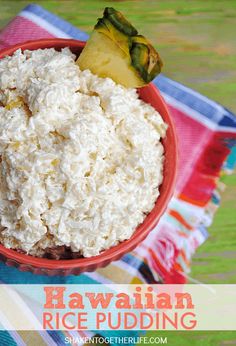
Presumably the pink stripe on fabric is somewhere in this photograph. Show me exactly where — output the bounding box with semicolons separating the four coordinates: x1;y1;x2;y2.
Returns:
167;103;214;194
0;16;54;49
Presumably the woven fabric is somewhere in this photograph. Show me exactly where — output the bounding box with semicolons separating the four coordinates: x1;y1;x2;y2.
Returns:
0;4;235;345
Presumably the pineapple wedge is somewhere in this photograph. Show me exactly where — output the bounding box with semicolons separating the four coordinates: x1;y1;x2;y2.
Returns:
77;7;163;88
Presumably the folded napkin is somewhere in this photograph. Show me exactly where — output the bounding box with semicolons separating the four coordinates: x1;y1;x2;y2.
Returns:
0;4;235;346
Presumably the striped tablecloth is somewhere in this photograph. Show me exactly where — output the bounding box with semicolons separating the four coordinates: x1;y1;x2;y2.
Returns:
0;4;235;346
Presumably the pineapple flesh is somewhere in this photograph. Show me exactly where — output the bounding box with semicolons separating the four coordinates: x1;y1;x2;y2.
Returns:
77;7;163;88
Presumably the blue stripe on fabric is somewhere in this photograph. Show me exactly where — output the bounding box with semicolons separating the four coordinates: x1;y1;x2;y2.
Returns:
198;225;209;239
0;262;98;284
122;253;143;269
218;109;236;127
23;4;89;41
225;146;236;170
212;193;220;205
47;330;67;346
154;74;236;127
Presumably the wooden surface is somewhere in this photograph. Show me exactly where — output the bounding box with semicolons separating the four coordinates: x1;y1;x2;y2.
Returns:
0;1;235;345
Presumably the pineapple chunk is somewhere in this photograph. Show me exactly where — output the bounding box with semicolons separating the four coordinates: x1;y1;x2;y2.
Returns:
5;97;25;110
77;7;163;88
78;31;145;88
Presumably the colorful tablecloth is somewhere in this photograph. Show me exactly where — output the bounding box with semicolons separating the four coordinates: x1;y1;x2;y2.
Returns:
0;4;235;346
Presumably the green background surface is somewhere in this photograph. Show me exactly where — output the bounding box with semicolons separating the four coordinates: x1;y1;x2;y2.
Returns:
0;1;235;345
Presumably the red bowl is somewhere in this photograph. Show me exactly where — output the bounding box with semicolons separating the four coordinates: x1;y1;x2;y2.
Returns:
0;39;177;276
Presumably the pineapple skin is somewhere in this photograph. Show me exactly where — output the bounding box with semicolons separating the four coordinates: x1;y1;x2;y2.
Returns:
77;7;163;88
78;31;146;88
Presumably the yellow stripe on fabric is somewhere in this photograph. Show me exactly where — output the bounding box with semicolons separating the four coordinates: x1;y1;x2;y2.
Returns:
131;277;143;284
97;264;133;283
18;331;48;346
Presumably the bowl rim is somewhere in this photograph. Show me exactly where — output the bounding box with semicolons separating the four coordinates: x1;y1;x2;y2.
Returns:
0;38;178;270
